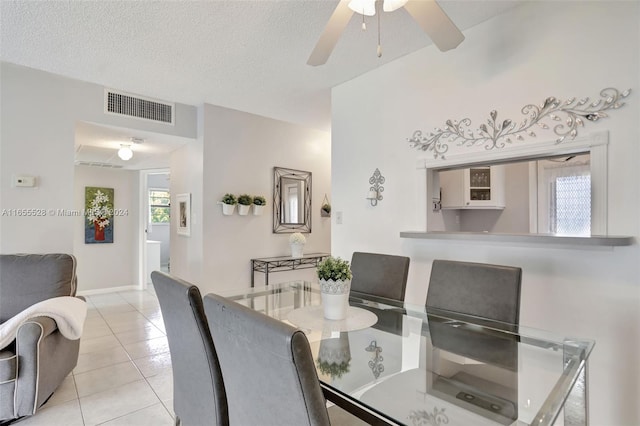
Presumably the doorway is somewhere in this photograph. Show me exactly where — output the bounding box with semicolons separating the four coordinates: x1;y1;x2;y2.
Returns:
141;169;171;287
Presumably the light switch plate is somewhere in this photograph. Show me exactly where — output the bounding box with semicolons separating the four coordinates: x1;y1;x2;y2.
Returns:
13;175;36;187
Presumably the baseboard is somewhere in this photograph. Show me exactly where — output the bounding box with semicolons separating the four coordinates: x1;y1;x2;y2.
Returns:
77;285;141;297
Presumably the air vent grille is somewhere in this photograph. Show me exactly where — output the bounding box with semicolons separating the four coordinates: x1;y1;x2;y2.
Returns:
105;90;174;124
76;161;124;169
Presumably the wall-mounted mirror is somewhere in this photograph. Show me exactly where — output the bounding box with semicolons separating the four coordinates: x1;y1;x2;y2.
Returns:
273;166;311;233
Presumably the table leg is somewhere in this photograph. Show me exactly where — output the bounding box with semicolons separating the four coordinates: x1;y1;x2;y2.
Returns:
265;264;269;286
251;260;255;287
564;360;589;426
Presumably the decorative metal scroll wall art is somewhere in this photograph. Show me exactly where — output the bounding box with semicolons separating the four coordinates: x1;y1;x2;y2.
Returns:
365;340;384;379
366;168;385;206
407;88;631;159
408;407;449;426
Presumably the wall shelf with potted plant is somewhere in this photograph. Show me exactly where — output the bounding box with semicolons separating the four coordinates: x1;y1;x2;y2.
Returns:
321;194;331;217
220;193;237;215
253;195;266;215
237;194;253;216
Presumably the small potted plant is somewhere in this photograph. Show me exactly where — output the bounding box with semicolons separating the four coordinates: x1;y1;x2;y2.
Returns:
316;256;353;320
253;195;266;216
321;202;331;217
220;193;237;215
289;232;306;258
237;194;253;216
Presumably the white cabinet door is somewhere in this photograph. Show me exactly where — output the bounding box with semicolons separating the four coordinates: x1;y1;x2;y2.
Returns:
440;166;505;209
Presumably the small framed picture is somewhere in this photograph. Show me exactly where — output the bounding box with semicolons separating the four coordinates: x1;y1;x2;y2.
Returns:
176;193;191;236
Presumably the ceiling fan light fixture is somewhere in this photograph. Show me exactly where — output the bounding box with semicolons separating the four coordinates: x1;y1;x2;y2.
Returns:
348;0;376;16
118;144;133;161
382;0;408;12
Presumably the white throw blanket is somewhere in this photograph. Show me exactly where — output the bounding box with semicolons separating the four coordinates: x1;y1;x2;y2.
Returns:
0;296;87;350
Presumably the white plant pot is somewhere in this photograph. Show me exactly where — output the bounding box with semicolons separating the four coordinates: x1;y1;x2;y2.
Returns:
238;204;250;216
253;204;265;215
290;242;304;258
319;279;351;320
221;203;236;215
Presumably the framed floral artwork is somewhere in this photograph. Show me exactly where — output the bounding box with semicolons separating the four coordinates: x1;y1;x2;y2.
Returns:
85;187;114;244
176;193;191;236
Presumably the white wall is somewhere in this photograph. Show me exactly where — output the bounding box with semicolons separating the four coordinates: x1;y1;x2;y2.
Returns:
73;166;138;292
0;62;197;258
332;2;639;425
169;123;204;286
194;104;331;294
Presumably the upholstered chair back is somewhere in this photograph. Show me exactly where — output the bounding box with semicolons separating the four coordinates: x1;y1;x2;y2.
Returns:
349;252;410;302
203;293;331;426
152;271;229;426
427;259;522;324
0;253;77;323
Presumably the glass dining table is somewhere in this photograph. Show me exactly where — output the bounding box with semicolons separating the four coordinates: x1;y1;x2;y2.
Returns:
221;281;594;426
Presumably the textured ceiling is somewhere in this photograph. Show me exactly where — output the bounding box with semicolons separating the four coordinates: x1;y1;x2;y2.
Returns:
1;0;522;168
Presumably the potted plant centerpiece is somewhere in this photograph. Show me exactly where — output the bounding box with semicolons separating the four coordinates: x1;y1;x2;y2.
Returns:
220;193;237;215
316;256;353;320
237;194;253;216
253;195;266;215
289;232;306;258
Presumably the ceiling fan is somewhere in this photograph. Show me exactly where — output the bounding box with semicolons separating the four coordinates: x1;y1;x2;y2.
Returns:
307;0;465;66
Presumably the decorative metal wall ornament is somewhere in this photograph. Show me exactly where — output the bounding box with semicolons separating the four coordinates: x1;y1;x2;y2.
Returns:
366;168;385;206
407;88;631;159
408;407;449;426
365;340;384;379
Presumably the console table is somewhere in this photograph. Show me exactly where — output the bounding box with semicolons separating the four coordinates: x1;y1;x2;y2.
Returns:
250;253;330;286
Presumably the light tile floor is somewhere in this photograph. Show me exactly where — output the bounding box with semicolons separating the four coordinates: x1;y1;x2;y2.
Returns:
16;287;175;426
14;286;367;426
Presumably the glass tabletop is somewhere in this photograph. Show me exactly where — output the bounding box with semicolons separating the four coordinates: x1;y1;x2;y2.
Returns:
221;281;594;426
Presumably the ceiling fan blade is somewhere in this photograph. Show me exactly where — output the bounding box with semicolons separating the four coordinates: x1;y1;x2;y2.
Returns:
404;0;465;52
307;0;354;66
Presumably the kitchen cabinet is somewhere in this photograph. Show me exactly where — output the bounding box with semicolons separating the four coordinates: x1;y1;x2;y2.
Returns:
439;166;505;209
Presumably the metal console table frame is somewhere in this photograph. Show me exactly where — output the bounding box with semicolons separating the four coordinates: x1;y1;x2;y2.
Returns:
250;253;330;286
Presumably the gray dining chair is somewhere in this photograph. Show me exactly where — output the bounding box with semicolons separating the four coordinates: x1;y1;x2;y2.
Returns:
426;259;522;323
151;272;228;426
349;252;410;302
203;293;331;426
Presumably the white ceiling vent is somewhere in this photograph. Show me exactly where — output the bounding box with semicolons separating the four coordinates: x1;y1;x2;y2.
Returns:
76;161;124;169
105;89;174;125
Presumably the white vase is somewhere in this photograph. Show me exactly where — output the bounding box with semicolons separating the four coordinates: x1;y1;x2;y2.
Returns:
290;242;304;258
319;279;351;320
221;203;236;215
238;204;250;215
253;204;265;215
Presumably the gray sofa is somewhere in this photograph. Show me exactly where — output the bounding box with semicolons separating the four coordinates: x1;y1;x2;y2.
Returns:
0;254;82;422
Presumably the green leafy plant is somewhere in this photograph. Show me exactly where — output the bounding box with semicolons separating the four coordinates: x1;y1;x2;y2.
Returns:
237;194;253;206
316;359;350;379
317;256;352;281
253;195;266;206
321;203;331;214
221;193;237;205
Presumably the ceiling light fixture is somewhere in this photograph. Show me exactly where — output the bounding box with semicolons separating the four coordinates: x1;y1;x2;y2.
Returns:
117;144;133;161
348;0;407;15
348;0;407;58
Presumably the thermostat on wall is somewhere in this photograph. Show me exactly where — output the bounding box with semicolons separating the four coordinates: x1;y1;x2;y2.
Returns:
12;175;37;187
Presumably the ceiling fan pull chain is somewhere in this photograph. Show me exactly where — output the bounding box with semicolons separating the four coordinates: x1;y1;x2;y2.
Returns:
377;0;382;57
